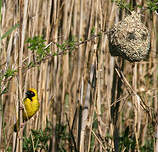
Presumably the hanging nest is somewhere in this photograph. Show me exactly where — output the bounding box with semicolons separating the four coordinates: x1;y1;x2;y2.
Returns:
108;11;150;62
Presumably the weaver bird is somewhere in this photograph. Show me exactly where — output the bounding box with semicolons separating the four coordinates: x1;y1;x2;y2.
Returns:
14;88;40;132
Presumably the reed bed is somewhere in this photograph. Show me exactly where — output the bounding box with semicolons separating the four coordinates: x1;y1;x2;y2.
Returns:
0;0;158;152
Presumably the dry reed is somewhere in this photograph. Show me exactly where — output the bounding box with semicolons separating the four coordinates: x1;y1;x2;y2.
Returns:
0;0;158;152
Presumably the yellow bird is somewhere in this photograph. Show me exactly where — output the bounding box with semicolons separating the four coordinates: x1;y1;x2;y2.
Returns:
14;88;40;132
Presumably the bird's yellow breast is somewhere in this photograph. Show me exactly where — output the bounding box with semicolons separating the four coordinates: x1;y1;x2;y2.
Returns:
23;94;40;121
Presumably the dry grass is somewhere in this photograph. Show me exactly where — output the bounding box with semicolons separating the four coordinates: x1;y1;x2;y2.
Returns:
0;0;158;152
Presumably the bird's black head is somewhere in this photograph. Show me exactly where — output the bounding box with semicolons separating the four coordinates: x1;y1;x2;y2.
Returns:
26;90;35;101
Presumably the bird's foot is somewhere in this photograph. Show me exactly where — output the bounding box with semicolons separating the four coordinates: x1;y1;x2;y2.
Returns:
19;106;24;110
20;122;26;128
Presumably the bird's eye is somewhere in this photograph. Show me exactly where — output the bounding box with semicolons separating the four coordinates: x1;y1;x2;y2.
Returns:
30;91;35;97
26;90;35;98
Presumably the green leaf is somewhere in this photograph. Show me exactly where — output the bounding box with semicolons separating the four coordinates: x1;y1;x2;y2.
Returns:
4;69;17;78
1;24;19;40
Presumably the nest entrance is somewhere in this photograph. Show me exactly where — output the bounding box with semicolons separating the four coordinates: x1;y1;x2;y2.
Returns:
108;11;150;62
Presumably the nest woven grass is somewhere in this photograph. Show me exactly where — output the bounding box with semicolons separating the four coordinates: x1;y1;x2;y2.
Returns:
108;11;150;62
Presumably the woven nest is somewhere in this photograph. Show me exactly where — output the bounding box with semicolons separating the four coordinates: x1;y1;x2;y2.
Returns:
108;11;150;62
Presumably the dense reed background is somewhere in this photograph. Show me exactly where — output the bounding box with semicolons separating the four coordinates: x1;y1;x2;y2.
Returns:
0;0;158;151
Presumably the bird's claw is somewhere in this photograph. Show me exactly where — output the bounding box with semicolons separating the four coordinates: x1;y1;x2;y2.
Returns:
20;122;26;128
19;106;24;110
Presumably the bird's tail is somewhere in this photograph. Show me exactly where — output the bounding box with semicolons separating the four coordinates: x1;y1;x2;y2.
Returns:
13;120;20;132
